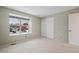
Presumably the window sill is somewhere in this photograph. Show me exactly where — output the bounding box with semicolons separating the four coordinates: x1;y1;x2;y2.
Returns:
9;32;31;36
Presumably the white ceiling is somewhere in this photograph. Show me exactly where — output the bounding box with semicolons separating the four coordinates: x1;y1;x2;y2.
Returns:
5;6;78;18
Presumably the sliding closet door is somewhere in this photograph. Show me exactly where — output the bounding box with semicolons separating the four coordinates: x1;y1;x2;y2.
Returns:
46;17;54;39
69;13;79;45
41;17;54;39
41;19;47;37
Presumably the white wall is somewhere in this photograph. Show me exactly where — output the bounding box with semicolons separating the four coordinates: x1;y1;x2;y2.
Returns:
54;13;68;43
41;16;54;39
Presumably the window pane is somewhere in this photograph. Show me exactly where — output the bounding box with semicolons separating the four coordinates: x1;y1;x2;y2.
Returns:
9;17;20;34
20;19;29;33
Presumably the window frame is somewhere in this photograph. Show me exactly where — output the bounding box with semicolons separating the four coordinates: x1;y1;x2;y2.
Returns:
9;13;32;36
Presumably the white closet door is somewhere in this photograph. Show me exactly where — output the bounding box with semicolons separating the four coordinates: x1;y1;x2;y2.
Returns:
41;17;54;39
41;19;47;37
69;13;79;45
46;17;54;39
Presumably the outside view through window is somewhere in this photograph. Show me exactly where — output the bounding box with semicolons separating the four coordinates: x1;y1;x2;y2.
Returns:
9;15;30;36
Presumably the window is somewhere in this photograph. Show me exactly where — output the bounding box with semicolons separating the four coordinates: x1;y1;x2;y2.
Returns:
9;13;32;36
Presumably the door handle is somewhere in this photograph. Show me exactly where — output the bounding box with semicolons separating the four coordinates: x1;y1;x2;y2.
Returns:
69;30;71;32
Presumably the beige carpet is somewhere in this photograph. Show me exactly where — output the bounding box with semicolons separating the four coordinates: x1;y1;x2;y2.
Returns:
0;38;79;53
